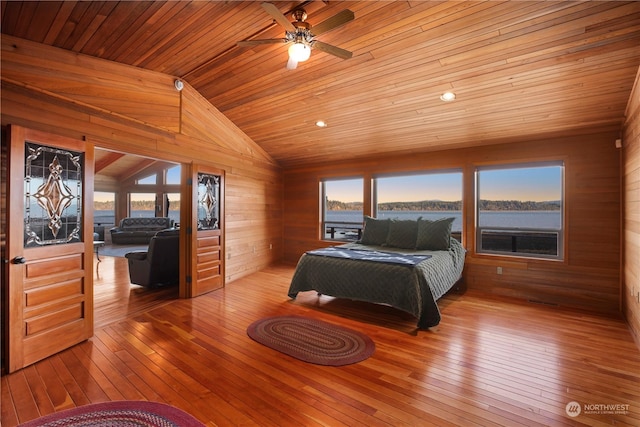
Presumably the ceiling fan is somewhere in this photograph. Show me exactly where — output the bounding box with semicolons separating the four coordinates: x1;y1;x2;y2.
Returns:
237;2;354;69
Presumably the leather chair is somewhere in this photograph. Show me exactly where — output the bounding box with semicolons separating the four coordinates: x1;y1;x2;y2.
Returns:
125;228;180;287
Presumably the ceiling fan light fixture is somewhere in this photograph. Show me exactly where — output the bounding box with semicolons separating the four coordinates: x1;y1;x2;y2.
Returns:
440;91;456;102
288;42;311;62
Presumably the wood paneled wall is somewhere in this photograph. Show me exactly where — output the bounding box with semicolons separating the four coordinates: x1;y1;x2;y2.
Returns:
623;68;640;345
0;36;283;283
284;131;622;315
1;34;632;325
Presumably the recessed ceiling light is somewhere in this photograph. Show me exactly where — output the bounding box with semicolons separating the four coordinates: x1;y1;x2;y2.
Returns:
440;91;456;102
315;120;328;127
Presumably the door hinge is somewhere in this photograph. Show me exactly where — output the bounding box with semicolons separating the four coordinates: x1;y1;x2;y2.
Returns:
186;178;193;185
186;227;192;235
186;275;192;283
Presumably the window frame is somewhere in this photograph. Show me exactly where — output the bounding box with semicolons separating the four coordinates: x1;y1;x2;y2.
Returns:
320;176;364;242
475;161;564;260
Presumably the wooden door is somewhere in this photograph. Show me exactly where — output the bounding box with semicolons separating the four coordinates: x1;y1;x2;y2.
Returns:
6;125;94;373
185;165;224;297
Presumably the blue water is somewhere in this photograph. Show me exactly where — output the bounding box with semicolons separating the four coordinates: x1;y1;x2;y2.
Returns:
325;210;561;231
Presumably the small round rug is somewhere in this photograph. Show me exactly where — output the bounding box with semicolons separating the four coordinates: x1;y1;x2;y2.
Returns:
18;401;205;427
247;315;375;366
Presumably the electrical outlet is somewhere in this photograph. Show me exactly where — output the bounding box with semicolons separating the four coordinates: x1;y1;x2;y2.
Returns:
497;266;503;275
269;243;273;250
252;245;256;254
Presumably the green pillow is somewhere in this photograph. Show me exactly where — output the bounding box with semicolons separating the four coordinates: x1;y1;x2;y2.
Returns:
360;216;390;246
415;217;454;250
385;219;419;249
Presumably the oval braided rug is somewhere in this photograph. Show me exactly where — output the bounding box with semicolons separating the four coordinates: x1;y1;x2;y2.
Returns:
18;401;205;427
247;315;375;366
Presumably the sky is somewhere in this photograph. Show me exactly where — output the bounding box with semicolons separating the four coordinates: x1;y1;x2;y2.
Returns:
376;173;462;203
324;175;462;203
325;165;563;203
479;166;562;201
323;178;364;203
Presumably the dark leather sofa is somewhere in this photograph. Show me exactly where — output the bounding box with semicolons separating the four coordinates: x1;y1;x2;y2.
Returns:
125;228;180;287
110;217;173;244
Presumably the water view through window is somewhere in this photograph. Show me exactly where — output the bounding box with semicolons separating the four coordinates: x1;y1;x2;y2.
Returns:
94;192;115;227
376;172;463;241
93;165;182;228
476;163;563;259
322;172;463;242
322;164;564;259
322;178;363;240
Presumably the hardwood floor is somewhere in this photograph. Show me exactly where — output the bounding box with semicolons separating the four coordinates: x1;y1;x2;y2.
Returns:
93;254;178;329
2;257;640;426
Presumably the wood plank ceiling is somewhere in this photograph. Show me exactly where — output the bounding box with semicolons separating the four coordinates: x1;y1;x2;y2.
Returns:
2;1;640;168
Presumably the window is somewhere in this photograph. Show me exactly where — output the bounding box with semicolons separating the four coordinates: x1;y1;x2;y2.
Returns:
129;193;156;217
164;193;180;224
321;177;363;241
375;171;463;241
166;165;181;185
94;192;115;227
137;173;156;185
476;162;564;259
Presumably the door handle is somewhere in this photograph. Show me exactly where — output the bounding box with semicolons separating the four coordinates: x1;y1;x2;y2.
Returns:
12;256;27;264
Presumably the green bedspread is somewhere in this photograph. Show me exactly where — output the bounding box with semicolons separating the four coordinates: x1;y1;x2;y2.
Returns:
288;238;466;328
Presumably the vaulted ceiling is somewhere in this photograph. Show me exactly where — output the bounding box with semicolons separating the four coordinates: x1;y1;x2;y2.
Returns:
2;1;640;168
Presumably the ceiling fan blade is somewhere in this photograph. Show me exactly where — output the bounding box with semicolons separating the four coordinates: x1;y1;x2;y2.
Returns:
286;57;298;70
312;41;352;60
237;38;287;47
261;2;296;32
311;9;354;36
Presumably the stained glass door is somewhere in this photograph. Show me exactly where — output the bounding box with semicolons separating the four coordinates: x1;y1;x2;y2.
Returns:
6;125;94;372
185;165;224;297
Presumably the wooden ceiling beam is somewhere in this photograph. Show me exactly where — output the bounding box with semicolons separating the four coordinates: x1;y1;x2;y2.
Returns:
95;151;125;174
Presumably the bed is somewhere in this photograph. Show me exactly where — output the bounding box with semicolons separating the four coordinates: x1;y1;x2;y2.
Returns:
288;216;466;329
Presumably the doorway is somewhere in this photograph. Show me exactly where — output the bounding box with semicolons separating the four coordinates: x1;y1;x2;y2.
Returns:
93;148;182;327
